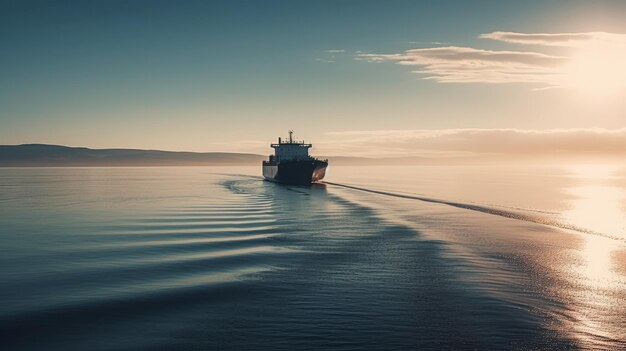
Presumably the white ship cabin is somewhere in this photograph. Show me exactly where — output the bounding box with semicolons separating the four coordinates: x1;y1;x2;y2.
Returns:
270;131;312;162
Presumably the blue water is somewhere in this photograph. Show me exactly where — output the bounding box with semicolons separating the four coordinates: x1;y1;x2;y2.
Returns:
1;166;625;350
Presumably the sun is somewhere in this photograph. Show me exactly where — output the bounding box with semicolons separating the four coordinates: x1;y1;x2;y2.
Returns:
562;38;626;101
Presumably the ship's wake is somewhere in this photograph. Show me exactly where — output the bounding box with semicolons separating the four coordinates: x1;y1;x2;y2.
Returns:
323;181;623;242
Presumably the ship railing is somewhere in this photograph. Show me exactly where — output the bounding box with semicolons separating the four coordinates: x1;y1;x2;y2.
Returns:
270;142;312;147
264;156;327;163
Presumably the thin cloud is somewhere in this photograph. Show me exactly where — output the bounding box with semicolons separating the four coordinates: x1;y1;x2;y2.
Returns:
319;128;626;158
357;31;626;88
315;58;336;63
480;31;626;47
326;49;346;53
358;46;565;85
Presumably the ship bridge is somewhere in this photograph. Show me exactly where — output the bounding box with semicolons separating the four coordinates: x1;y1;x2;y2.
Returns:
270;131;312;162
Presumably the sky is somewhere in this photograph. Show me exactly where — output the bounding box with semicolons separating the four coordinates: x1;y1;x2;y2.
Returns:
2;0;626;158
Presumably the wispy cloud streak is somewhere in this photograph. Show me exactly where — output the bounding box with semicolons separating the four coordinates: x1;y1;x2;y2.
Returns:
319;128;626;158
480;31;626;47
358;31;626;88
359;46;565;85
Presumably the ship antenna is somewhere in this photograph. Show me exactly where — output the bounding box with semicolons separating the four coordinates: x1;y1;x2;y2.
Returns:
289;130;293;143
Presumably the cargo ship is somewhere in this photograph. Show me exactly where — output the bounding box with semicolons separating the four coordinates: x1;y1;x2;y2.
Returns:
262;131;328;185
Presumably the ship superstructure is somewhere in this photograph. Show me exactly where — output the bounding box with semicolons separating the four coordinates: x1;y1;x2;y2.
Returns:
262;131;328;185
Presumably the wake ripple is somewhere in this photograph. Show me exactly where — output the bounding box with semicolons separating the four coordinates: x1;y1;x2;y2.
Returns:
0;180;289;330
324;181;622;242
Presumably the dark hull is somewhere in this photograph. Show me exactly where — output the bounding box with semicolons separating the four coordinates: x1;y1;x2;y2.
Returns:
263;159;327;185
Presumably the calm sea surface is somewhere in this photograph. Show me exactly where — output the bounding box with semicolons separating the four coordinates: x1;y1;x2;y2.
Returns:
1;166;625;350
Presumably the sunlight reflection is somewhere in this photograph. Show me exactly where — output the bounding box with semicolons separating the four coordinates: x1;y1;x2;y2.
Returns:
560;164;626;348
563;164;625;281
564;185;626;239
579;235;618;287
564;164;621;180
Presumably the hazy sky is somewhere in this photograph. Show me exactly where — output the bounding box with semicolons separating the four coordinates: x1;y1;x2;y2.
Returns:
2;0;626;157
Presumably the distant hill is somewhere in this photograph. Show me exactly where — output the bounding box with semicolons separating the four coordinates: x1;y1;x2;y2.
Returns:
0;144;471;167
0;144;265;166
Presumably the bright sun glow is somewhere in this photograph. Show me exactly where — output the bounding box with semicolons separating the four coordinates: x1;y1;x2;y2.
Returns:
562;37;626;101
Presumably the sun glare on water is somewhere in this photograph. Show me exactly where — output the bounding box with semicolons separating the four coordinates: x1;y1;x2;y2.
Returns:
560;164;626;348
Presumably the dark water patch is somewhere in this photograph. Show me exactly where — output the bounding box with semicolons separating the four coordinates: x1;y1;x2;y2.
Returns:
87;227;280;241
65;236;285;263
103;219;278;231
141;210;275;219
135;214;275;224
1;282;255;351
93;233;277;249
285;186;311;196
186;203;274;209
1;246;293;315
97;226;280;236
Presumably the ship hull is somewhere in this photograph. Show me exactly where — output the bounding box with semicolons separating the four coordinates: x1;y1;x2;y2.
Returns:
263;159;327;185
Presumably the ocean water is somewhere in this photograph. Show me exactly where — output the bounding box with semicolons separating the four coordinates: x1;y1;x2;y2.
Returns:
1;166;625;350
